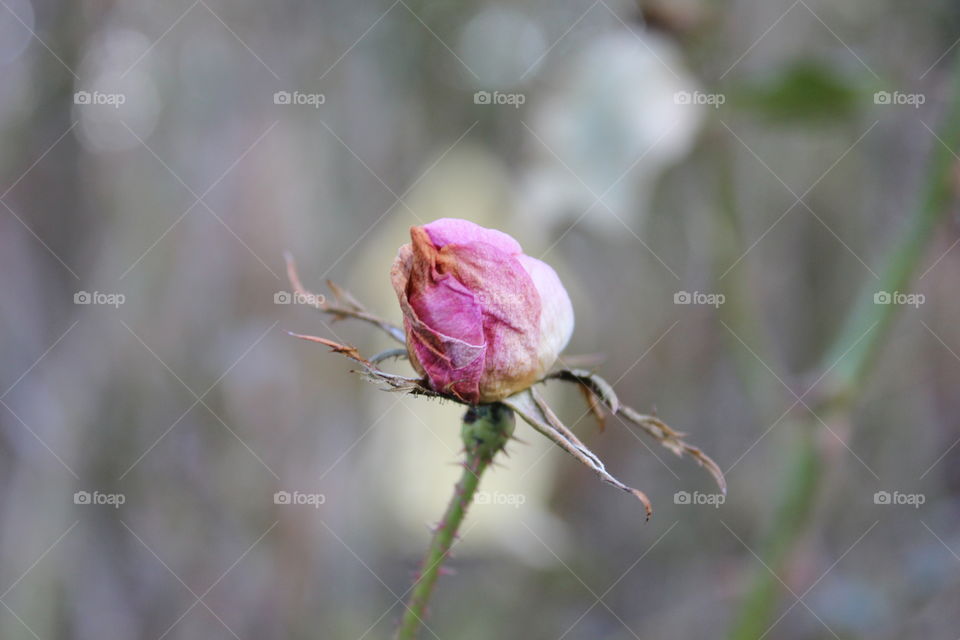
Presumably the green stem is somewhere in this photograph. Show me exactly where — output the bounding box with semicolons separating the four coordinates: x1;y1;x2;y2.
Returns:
728;427;820;640
395;404;514;640
728;59;960;640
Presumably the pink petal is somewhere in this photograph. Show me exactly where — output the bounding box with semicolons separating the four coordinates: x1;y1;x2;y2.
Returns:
423;218;523;256
392;220;573;403
517;255;575;376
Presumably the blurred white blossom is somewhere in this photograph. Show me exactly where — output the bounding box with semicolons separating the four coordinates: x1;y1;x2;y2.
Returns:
521;29;704;237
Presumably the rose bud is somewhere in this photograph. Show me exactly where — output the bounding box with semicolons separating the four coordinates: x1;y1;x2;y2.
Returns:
391;218;574;404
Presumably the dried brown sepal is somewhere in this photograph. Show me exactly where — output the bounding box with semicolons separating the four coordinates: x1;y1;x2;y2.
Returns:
552;368;727;495
503;389;653;520
546;369;620;414
326;279;364;312
288;333;366;362
284;252;407;344
578;383;607;432
530;387;596;463
545;369;617;431
287;332;443;399
370;348;409;365
619;407;727;495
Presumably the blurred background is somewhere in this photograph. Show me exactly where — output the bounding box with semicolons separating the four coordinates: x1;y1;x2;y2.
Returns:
2;0;960;638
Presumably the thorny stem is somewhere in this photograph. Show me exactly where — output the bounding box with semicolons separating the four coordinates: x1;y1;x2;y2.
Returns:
728;56;960;640
394;404;515;640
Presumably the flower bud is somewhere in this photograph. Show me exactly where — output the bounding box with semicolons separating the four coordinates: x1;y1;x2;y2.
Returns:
391;218;574;404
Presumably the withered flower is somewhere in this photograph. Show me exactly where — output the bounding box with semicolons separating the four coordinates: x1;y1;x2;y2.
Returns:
286;220;724;639
390;218;574;403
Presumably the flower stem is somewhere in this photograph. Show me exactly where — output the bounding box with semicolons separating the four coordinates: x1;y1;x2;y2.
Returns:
395;404;515;640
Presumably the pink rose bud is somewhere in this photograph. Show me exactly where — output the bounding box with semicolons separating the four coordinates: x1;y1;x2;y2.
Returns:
391;218;574;404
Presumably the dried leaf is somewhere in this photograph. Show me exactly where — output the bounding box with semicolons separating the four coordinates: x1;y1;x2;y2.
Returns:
503;389;652;519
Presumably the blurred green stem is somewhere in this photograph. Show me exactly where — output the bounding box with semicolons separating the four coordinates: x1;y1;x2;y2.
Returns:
728;59;960;640
395;404;514;640
712;129;784;405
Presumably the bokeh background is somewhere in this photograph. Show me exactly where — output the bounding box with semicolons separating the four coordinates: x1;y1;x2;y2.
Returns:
2;0;960;638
